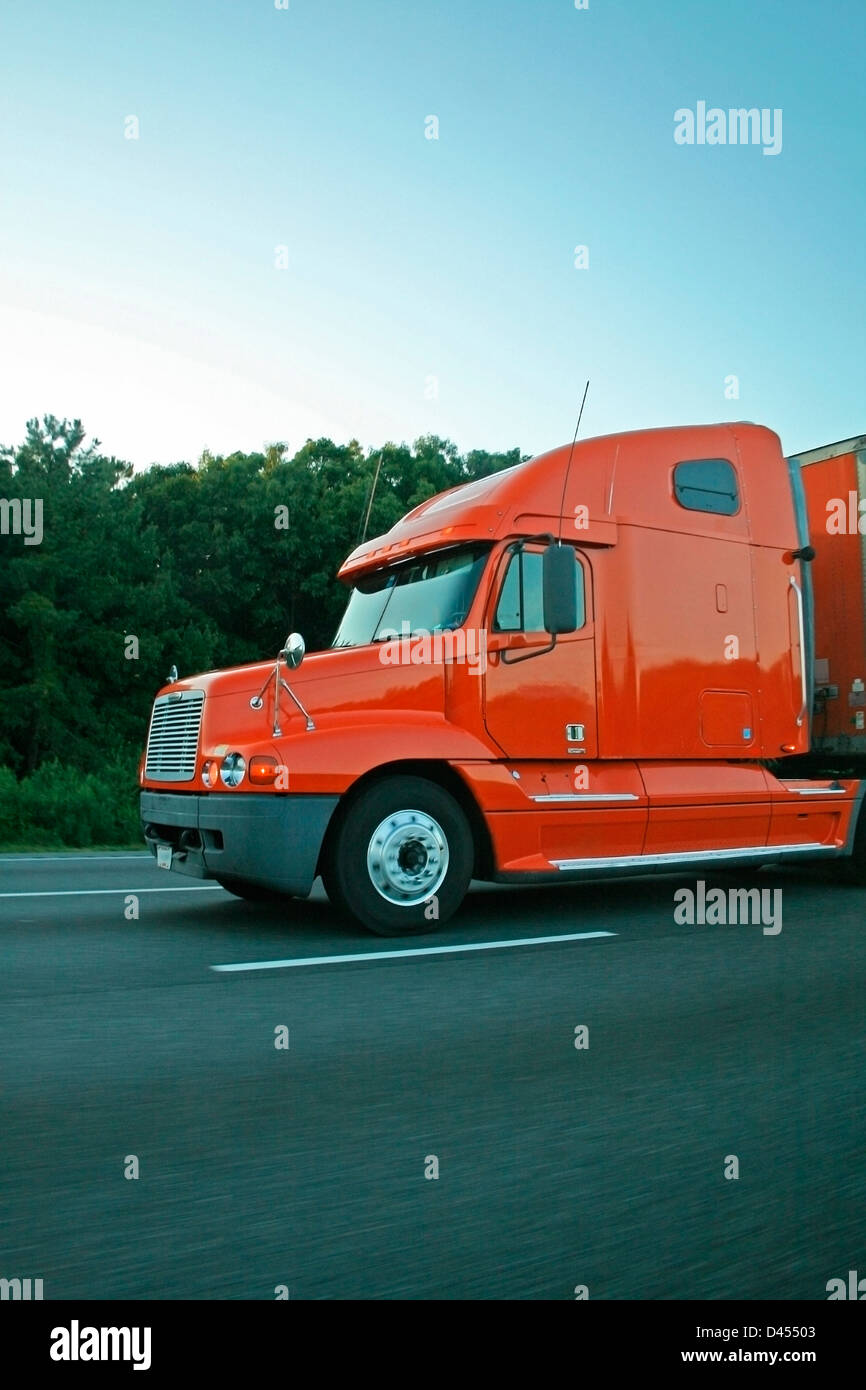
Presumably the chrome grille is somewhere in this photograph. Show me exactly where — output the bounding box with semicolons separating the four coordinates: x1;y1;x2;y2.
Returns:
145;690;204;782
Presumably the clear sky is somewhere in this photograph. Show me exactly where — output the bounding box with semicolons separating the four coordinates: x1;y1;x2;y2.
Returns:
0;0;863;467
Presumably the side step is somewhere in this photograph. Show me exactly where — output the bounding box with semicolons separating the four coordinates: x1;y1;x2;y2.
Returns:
551;842;837;873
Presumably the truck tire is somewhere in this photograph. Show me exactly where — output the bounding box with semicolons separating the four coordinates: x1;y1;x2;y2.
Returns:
322;775;473;936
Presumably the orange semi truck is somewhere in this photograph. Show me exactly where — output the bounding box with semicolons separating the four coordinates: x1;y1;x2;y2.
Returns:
139;423;866;935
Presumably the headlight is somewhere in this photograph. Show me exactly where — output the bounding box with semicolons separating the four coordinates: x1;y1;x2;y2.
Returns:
219;752;246;787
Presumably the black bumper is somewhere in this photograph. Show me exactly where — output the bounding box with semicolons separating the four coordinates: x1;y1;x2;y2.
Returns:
140;791;339;898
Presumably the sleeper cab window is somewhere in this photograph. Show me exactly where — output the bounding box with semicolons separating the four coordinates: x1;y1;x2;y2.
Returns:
674;458;740;516
494;548;586;633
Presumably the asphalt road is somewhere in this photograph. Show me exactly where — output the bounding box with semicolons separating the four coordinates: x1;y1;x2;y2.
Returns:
0;851;863;1300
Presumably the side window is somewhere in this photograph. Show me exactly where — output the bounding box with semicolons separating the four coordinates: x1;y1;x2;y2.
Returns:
674;458;739;515
494;549;586;632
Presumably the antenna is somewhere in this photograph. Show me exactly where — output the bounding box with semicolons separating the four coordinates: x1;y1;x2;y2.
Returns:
555;380;589;543
359;452;384;544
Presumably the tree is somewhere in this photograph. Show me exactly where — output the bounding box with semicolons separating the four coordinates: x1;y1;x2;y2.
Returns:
0;417;530;778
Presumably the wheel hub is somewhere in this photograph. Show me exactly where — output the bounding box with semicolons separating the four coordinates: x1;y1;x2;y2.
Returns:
366;809;449;905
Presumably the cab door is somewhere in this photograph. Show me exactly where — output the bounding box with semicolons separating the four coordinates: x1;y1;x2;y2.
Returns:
482;543;597;759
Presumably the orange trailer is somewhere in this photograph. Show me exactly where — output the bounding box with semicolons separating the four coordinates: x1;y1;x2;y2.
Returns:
792;436;866;754
140;422;866;933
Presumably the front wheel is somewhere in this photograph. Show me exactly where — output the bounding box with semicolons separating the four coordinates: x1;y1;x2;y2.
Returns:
322;776;474;935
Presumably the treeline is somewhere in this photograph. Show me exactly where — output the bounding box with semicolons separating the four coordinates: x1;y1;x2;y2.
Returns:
0;416;524;845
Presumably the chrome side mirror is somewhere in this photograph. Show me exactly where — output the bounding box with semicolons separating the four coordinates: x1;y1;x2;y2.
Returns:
281;632;305;669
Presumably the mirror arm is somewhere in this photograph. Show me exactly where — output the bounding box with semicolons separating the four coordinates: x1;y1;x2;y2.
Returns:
278;675;315;732
271;652;284;735
249;633;315;732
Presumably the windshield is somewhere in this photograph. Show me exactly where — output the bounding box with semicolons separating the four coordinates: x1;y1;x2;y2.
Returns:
332;544;492;649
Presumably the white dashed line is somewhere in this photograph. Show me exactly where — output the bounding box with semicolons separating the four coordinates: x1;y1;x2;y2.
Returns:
0;886;224;899
211;930;616;973
0;854;150;862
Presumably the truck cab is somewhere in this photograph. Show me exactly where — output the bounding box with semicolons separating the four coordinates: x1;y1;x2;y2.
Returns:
140;422;865;933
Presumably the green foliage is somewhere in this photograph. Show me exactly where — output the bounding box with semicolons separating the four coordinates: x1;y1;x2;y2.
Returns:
0;758;141;848
0;414;528;844
0;766;20;842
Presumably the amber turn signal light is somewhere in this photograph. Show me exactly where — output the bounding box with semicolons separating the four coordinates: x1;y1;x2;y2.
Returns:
249;755;279;785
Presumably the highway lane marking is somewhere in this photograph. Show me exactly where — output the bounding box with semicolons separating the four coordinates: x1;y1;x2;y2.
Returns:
0;886;224;898
211;930;616;973
0;854;150;862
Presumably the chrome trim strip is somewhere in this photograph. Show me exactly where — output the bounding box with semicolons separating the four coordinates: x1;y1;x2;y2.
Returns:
781;786;846;796
552;842;835;872
530;793;640;803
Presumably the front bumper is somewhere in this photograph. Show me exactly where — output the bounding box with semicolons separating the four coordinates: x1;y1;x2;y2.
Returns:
140;791;339;897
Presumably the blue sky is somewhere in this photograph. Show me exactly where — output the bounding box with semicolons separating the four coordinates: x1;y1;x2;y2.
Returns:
0;0;863;466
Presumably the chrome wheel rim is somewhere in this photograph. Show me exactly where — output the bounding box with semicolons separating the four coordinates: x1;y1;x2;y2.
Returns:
366;809;449;905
